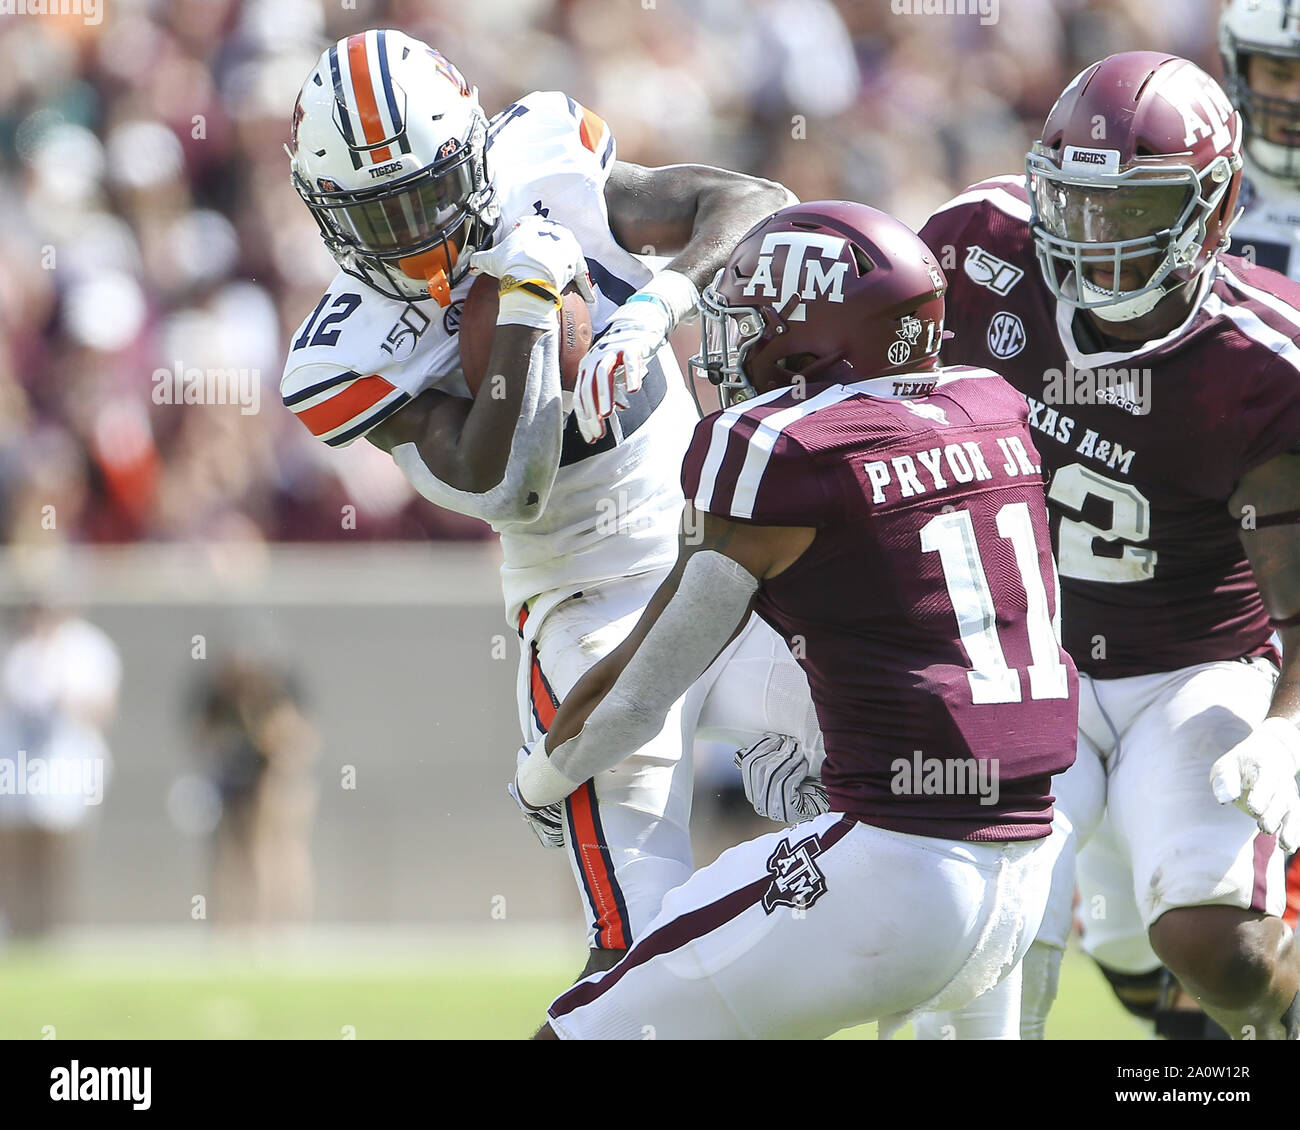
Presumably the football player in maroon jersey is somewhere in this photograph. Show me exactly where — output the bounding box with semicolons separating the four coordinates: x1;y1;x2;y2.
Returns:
507;201;1078;1039
916;51;1300;1041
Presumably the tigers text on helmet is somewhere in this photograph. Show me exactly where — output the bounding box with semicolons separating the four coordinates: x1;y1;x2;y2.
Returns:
690;201;947;410
1220;0;1300;181
1026;52;1243;323
288;29;498;305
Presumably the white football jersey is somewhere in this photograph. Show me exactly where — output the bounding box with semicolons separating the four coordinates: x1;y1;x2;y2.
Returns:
282;92;697;629
1228;157;1300;280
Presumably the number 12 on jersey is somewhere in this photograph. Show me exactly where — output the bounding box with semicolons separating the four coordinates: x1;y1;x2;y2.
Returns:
921;502;1070;704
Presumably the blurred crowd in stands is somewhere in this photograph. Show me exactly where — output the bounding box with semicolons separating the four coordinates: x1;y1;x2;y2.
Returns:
0;0;1222;548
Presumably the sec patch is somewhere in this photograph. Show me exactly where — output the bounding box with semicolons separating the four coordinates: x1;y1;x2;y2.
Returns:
987;311;1026;359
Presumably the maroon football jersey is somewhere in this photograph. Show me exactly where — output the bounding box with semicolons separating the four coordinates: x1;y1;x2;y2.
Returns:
681;368;1079;842
920;177;1300;678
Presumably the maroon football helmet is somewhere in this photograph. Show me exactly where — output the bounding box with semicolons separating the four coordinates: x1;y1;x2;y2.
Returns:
1026;52;1243;322
691;201;947;408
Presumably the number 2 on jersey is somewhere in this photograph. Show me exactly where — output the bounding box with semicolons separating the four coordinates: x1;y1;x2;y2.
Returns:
1048;463;1156;583
921;502;1070;704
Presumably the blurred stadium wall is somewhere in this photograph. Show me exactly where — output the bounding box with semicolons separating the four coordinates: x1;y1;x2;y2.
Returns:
0;543;582;929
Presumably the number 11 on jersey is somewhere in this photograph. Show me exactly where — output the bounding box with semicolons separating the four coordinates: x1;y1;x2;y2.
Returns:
921;502;1070;705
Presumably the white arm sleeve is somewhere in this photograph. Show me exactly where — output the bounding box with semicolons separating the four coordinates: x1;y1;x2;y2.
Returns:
390;327;563;527
516;551;760;806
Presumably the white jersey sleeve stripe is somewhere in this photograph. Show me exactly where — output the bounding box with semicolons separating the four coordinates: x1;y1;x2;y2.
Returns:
730;386;857;520
1219;263;1300;333
692;386;793;512
283;369;365;407
693;411;744;513
1204;292;1300;379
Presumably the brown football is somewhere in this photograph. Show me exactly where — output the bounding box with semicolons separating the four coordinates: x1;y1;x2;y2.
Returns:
458;274;593;398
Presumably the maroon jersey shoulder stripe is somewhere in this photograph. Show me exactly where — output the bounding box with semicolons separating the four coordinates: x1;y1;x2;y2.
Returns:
688;385;852;523
682;387;797;516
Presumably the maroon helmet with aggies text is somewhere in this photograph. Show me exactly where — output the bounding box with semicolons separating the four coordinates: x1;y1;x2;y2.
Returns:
1026;51;1244;323
690;201;947;408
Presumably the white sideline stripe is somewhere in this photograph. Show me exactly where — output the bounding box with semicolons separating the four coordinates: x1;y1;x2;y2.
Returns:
1204;292;1300;378
929;183;1032;223
693;385;790;512
1219;263;1300;333
730;386;857;520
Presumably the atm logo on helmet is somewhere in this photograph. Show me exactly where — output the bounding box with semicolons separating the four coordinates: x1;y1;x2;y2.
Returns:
1147;60;1236;154
742;232;848;322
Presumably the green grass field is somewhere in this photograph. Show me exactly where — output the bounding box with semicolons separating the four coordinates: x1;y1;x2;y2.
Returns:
0;934;1148;1040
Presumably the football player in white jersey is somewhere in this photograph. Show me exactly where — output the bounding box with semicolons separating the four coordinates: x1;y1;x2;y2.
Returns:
1223;0;1300;279
281;29;826;977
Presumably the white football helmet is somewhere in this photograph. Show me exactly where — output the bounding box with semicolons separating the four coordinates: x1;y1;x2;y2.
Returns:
288;29;499;304
1220;0;1300;181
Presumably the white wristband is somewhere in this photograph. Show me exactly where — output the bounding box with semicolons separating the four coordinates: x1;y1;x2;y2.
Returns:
516;742;581;808
631;268;700;326
497;290;561;330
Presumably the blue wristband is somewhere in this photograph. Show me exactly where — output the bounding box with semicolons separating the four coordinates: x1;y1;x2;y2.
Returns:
625;292;673;318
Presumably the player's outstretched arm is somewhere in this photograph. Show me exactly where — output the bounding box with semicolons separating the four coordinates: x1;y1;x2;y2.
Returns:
512;507;813;808
1214;452;1300;851
604;162;796;292
368;218;593;524
571;164;796;442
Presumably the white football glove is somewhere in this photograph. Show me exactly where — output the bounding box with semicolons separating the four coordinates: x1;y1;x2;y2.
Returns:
508;742;565;849
469;217;594;312
574;270;698;443
735;733;830;824
1210;717;1300;853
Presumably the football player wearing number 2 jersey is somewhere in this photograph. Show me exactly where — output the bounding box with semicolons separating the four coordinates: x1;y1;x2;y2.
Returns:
1059;7;1300;1043
915;52;1300;1041
280;29;829;980
514;202;1078;1039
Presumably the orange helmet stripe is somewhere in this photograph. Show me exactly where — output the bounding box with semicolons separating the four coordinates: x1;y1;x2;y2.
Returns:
346;32;392;164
